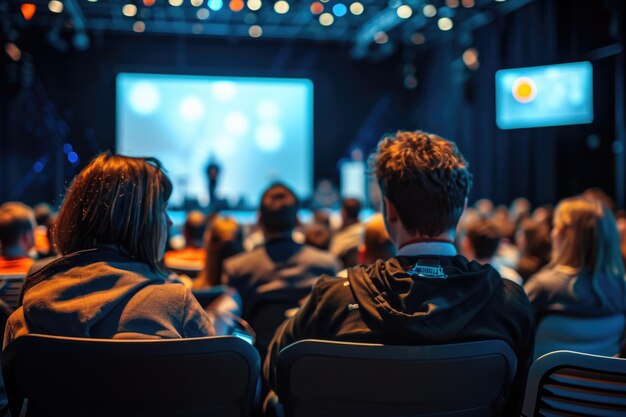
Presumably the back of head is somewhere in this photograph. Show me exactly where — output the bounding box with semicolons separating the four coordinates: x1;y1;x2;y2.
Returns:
184;211;206;248
518;219;551;260
341;198;361;224
362;213;394;263
259;183;298;235
465;218;501;260
54;152;172;272
33;203;53;227
371;130;473;237
552;197;625;311
0;202;36;251
199;216;242;287
304;223;332;250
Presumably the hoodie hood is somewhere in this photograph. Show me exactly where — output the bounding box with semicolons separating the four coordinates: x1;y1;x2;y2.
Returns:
347;255;504;342
22;248;166;337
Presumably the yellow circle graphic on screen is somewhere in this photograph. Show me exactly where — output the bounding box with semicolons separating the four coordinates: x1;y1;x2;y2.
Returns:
512;77;537;103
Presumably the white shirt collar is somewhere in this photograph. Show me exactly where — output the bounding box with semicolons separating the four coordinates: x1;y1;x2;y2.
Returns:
396;241;457;257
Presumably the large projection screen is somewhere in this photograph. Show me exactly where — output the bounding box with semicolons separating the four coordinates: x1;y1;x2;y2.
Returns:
117;73;313;208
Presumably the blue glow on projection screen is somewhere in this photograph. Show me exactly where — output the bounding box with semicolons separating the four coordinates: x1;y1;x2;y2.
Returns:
116;73;313;208
496;61;593;129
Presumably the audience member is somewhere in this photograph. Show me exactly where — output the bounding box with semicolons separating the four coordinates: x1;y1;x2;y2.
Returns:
303;223;332;251
461;218;523;285
265;131;535;416
163;210;207;275
515;219;551;281
524;197;626;356
0;202;36;276
194;216;243;288
33;203;54;257
3;153;215;348
356;213;394;265
329;198;364;267
223;183;341;357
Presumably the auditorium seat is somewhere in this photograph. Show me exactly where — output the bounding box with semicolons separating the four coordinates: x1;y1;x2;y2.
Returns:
0;274;26;311
522;350;626;417
534;314;625;359
2;334;260;417
273;339;517;417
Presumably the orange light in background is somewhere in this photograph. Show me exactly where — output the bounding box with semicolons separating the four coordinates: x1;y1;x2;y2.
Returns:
512;77;537;103
310;2;323;15
230;0;244;12
5;43;22;61
143;0;156;6
21;3;37;20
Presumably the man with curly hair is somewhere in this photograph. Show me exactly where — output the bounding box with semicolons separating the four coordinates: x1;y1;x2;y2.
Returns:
264;131;535;415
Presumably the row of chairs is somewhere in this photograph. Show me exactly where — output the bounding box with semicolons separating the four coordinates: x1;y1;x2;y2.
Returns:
2;335;626;417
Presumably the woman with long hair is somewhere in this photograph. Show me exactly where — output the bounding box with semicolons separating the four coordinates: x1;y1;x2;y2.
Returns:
194;216;243;288
4;153;214;347
524;197;626;356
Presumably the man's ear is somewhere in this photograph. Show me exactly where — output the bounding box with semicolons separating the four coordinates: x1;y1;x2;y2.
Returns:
383;197;398;224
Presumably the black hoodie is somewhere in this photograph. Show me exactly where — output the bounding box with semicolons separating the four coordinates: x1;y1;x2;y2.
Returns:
264;255;535;416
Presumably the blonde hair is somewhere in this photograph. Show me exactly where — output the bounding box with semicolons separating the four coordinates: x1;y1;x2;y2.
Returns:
551;197;625;312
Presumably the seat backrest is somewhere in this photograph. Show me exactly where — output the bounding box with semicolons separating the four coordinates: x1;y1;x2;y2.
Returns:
276;339;517;417
2;334;260;417
534;314;625;359
522;350;626;417
0;274;26;311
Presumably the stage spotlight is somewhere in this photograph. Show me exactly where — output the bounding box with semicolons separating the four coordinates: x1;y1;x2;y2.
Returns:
462;47;479;70
68;152;79;164
255;124;284;152
249;25;263;37
122;4;138;17
422;4;436;17
274;1;289;14
248;0;262;11
191;0;204;6
230;0;244;12
63;143;73;154
437;17;453;30
48;1;63;13
396;4;412;18
349;2;363;15
310;2;323;15
143;0;156;5
462;0;474;7
87;0;98;2
319;12;334;26
208;0;223;10
445;0;459;8
20;4;36;20
410;32;425;45
133;21;146;32
197;8;210;19
374;31;388;44
5;43;21;61
130;82;159;114
332;3;347;17
169;0;184;5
